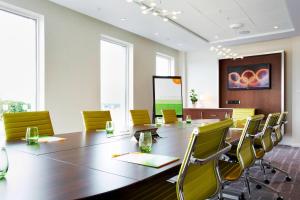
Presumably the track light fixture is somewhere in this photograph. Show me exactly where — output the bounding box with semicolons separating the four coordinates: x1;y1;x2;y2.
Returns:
126;0;182;22
210;45;242;59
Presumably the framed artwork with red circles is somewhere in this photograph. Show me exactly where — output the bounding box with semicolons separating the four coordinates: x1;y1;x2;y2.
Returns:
227;63;271;90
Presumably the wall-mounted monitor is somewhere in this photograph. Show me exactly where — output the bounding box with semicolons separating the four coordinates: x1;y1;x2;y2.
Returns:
153;76;183;118
227;63;271;90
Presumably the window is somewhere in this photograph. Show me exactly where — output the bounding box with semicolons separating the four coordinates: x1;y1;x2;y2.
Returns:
100;38;131;127
0;5;44;137
156;53;175;76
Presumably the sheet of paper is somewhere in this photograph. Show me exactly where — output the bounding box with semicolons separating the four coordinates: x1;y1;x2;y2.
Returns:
114;152;180;168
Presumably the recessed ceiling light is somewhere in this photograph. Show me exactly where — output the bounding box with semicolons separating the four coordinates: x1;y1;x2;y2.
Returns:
274;26;279;29
172;15;177;20
214;35;219;39
154;32;159;36
229;23;244;29
126;0;133;2
162;9;168;13
163;18;169;22
120;18;127;21
239;30;250;34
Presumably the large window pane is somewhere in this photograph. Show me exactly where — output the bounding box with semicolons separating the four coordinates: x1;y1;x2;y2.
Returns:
156;54;175;76
0;9;38;135
100;40;128;127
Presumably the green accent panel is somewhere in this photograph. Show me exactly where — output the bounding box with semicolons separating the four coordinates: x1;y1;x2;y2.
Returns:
155;102;183;115
155;100;182;104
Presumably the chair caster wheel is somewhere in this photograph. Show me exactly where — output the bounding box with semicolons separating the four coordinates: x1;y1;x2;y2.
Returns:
276;196;283;200
285;176;292;182
256;185;262;189
271;169;276;174
239;193;246;200
266;165;271;169
264;179;270;184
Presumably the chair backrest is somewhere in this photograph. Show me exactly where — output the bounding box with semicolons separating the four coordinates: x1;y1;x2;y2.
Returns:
81;111;112;131
236;114;264;170
176;119;233;200
130;110;151;125
162;109;178;124
3;111;54;141
274;112;288;145
259;113;280;152
232;108;255;128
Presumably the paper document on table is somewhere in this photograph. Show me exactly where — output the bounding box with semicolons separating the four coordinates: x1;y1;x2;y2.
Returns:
22;136;66;143
38;136;66;143
114;152;180;168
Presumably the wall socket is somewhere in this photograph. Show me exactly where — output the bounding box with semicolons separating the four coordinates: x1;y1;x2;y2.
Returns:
226;100;241;105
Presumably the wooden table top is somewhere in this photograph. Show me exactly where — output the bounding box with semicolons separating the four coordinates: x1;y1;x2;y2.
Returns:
2;119;241;200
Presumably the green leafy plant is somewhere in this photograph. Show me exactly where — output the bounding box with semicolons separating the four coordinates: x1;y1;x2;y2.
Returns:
189;89;198;104
0;99;30;120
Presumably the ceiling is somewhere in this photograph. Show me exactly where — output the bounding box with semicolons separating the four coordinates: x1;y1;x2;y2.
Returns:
49;0;299;51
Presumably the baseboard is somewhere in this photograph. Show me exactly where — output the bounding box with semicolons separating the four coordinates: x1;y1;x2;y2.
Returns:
281;136;300;147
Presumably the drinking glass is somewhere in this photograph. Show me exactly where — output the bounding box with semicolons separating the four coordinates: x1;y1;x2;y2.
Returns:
26;127;39;145
139;132;152;153
186;115;192;124
0;147;8;179
155;117;163;127
106;121;114;135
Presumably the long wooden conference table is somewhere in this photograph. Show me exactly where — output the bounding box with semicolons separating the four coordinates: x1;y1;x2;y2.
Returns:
0;119;241;200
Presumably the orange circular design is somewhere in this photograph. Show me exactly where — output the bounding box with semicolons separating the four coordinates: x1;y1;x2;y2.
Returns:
239;77;249;87
228;72;241;84
172;78;181;85
256;68;269;81
241;70;257;86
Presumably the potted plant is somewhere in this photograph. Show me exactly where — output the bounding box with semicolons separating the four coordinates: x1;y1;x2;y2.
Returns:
189;89;198;107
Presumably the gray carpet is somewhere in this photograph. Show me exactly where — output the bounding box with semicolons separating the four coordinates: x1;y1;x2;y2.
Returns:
224;145;299;200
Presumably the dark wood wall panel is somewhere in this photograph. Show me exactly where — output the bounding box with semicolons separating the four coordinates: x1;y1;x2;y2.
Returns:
219;53;282;116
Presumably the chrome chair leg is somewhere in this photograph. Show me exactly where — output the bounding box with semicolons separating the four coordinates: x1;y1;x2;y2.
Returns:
244;172;251;199
263;161;292;182
248;175;283;200
259;159;270;184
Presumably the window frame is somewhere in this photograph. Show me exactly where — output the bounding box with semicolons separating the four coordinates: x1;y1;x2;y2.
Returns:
156;52;175;76
0;2;45;110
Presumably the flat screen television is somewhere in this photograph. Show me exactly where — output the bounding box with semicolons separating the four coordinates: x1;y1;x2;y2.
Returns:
227;63;271;90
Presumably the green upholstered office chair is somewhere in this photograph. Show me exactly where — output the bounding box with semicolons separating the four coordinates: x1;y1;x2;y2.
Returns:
252;113;281;184
3;111;54;141
82;111;112;131
232;108;255;128
176;119;233;200
273;112;288;146
219;114;283;200
130;110;151;126
261;112;291;182
162;109;178;124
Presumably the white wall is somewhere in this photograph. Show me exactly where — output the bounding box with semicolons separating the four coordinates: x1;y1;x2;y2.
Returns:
186;49;219;108
1;0;179;133
186;36;300;146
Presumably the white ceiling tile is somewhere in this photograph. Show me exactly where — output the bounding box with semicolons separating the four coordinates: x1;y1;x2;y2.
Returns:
48;0;297;50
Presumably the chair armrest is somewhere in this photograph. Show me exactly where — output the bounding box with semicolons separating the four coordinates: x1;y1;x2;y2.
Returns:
190;142;232;165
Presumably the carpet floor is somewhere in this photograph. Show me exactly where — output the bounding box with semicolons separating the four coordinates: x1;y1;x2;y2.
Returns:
224;145;300;200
